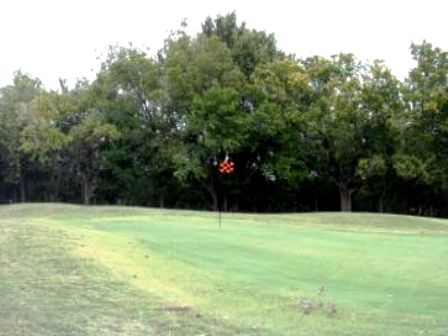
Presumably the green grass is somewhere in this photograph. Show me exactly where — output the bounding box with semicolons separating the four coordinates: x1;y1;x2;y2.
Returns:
1;204;447;335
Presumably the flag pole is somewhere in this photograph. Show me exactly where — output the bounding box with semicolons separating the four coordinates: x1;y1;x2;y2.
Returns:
217;154;234;229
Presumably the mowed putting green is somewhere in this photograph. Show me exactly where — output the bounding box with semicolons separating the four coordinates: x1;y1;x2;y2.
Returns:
0;204;447;335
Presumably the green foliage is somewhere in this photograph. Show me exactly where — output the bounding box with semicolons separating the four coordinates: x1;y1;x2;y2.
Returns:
392;154;429;181
68;110;120;144
20;93;70;163
202;12;278;77
2;14;448;214
190;85;247;152
357;155;386;180
0;71;43;200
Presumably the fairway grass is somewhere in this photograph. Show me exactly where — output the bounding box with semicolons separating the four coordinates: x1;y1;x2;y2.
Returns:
0;204;447;335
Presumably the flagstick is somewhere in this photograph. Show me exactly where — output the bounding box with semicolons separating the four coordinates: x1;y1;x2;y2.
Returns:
217;171;222;229
219;182;223;229
217;156;234;230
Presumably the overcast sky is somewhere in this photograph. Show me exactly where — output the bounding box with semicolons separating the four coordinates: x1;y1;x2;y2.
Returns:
1;0;447;89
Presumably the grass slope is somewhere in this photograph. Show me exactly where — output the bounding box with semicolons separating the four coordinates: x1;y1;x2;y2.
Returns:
0;204;447;335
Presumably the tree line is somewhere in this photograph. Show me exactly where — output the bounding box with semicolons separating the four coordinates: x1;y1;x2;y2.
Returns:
1;13;448;215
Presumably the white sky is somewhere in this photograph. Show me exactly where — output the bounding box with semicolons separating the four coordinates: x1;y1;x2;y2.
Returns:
1;0;447;89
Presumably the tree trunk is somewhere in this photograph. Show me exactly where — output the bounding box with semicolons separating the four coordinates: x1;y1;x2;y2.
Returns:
339;186;353;212
159;195;164;208
378;191;385;213
52;169;62;202
82;175;94;205
19;172;26;203
211;189;218;211
12;187;17;203
202;182;218;211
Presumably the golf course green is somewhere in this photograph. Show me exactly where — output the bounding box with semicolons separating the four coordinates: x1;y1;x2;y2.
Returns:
0;204;447;335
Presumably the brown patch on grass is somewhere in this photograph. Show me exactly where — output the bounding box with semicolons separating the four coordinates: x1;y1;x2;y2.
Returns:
154;305;193;313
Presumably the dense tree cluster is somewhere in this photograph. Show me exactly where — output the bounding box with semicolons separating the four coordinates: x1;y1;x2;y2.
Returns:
1;13;448;215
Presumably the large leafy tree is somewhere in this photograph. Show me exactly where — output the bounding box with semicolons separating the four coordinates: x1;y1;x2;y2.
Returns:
91;46;179;206
356;61;403;212
20;90;72;201
166;15;293;211
0;71;43;202
398;41;448;214
22;80;119;204
296;55;400;211
163;30;247;209
246;57;311;187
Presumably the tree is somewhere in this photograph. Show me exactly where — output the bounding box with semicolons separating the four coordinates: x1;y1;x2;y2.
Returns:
357;60;403;212
296;55;400;211
397;41;448;215
246;57;311;189
0;71;43;202
22;80;119;204
164;30;246;209
92;46;179;206
20;90;72;201
202;12;279;78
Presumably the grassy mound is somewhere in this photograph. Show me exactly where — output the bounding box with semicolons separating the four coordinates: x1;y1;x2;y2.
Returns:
1;204;447;335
